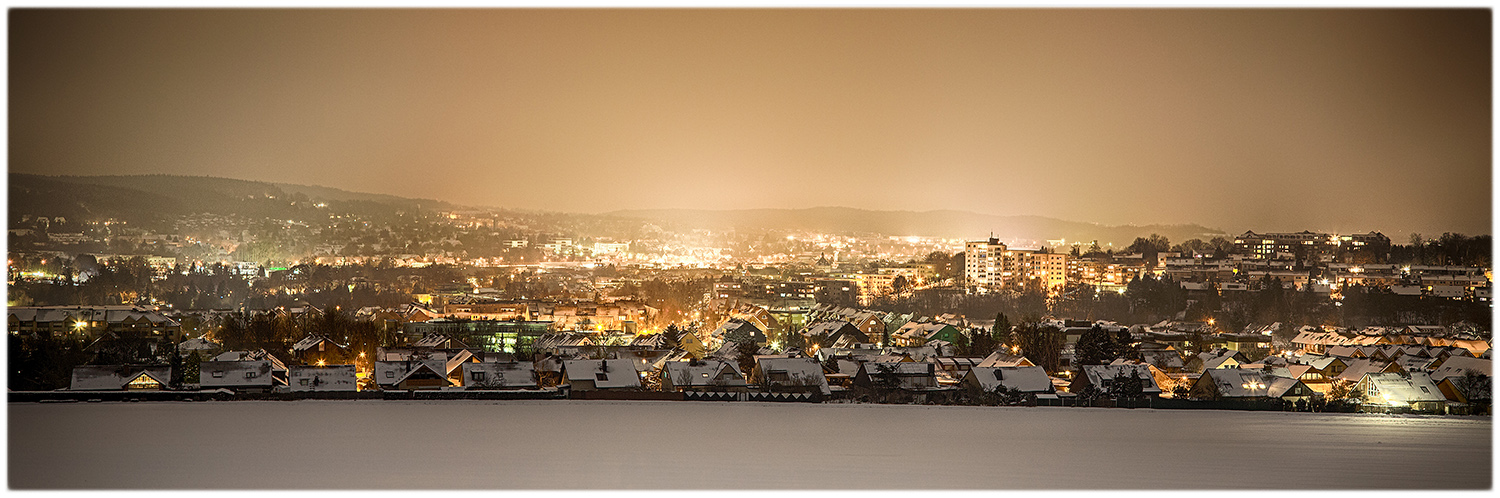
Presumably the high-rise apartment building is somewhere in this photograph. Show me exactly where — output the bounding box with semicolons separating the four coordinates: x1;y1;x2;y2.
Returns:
965;237;1067;294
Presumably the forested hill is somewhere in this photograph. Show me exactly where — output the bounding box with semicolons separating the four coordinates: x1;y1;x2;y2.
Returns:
9;174;460;230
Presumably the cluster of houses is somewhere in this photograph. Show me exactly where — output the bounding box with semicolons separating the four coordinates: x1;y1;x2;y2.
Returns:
53;300;1491;415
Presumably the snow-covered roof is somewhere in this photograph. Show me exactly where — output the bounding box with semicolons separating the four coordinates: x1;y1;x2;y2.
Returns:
292;334;346;352
1198;368;1305;398
70;365;171;390
965;366;1054;393
860;361;935;376
1139;349;1184;369
177;337;221;352
1359;373;1446;404
662;359;746;389
893;321;952;340
1337;358;1392;383
461;361;537;388
288;365;357;392
1429;355;1492;382
199;360;277;388
805;319;857;337
1393;356;1437;375
977;352;1035;368
1079;364;1162;394
756;357;831;395
933;357;983;370
563;359;642;389
375;359;447;386
830;359;863;376
394;362;450;386
1292;329;1348;348
9;306;180;327
445;349;477;376
213;349;288;372
413;333;468;349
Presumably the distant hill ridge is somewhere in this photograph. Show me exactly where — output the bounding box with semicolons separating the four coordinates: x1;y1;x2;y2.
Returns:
10;174;1226;245
607;207;1226;246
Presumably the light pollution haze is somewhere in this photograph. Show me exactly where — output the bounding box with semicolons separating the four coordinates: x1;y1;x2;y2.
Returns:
9;9;1492;238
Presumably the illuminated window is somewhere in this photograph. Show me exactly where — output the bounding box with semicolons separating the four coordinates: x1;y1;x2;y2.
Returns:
126;373;160;390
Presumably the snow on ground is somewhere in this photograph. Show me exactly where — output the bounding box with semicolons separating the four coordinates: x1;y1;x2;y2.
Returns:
8;400;1491;489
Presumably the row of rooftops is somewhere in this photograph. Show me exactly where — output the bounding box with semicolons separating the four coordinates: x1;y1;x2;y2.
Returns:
9;306;181;327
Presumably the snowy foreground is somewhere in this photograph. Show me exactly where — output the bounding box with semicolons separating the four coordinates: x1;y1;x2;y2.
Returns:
9;400;1491;489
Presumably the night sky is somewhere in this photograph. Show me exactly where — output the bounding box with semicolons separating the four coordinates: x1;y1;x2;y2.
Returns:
9;9;1491;237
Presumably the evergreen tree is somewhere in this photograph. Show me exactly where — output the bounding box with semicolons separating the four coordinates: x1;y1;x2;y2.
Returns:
168;344;184;389
1075;325;1120;366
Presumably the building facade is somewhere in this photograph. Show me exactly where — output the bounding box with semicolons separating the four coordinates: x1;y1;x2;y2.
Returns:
965;238;1068;295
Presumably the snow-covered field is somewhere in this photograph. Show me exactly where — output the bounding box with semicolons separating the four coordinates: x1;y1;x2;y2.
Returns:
8;400;1491;489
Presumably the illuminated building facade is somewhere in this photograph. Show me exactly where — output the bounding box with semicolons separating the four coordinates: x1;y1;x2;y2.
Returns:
965;238;1068;295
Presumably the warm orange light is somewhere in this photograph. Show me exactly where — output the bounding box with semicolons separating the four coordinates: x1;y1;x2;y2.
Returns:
317;360;326;366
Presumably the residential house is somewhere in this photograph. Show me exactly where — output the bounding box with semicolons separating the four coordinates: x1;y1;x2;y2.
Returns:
803;320;867;347
292;334;349;366
70;365;171;391
1291;328;1347;354
890;321;960;347
660;359;748;392
752;356;831;395
199;359;279;392
389;362;451;390
1336;358;1401;383
288;365;358;392
1355;372;1447;413
460;361;539;389
961;366;1055;396
1188;349;1248;372
374;357;449;390
976;351;1036;368
1068;364;1162;396
1188;368;1316;402
711;318;766;346
213;349;289;385
932;357;984;384
562;359;642;391
854;361;939;390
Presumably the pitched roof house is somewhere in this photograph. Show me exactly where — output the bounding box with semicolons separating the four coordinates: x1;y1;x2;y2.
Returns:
1188;368;1316;401
854;361;939;390
977;351;1036;368
460;361;539;389
292;334;349;366
288;364;358;392
1355;372;1447;413
1336;358;1401;383
752;356;831;395
70;365;171;391
712;318;766;346
199;359;279;392
375;358;449;390
1069;364;1162;396
961;366;1055;394
804;320;867;346
661;359;748;392
562;359;642;391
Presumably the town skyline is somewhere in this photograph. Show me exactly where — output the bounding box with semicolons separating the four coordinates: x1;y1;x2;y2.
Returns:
9;9;1491;237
